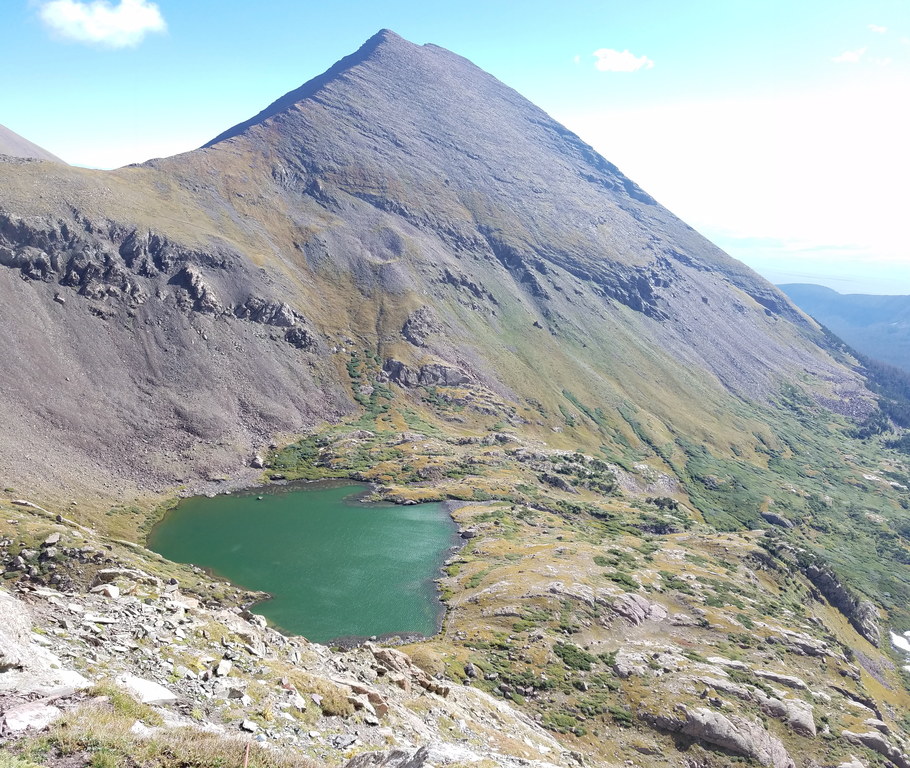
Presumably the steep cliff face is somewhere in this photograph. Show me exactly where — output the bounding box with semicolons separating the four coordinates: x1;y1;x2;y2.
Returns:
0;207;351;504
0;30;868;505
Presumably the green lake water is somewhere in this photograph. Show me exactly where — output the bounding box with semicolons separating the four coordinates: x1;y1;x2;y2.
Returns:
147;481;457;643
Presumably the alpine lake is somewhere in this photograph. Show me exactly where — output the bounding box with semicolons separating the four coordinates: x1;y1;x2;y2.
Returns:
147;480;458;644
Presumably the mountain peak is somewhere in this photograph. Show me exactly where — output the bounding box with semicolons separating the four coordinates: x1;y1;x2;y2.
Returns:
203;28;416;148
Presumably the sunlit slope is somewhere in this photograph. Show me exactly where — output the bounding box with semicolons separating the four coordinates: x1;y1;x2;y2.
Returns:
0;123;64;163
0;29;870;509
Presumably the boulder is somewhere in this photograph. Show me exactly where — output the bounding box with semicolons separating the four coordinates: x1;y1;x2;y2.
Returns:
344;746;430;768
842;730;910;768
761;510;794;528
863;718;889;734
757;693;816;737
2;701;63;732
613;649;649;678
213;609;266;653
0;587;32;671
753;670;808;690
130;720;158;737
338;679;390;717
612;593;668;625
706;656;750;670
291;693;308;711
90;583;120;599
643;705;795;768
92;567;162;589
332;734;358;749
700;672;816;737
366;643;449;697
0;588;90;694
115;674;178;705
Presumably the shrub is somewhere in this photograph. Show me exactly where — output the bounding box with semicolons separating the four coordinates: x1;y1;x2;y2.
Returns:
606;571;638;590
609;705;634;727
554;642;598;671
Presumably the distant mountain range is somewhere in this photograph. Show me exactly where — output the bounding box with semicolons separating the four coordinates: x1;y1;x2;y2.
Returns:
780;283;910;372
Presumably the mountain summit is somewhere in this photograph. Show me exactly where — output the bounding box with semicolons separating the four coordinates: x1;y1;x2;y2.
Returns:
0;29;863;501
203;28;403;147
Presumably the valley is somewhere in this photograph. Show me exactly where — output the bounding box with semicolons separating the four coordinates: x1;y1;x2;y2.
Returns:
2;27;910;768
780;283;910;374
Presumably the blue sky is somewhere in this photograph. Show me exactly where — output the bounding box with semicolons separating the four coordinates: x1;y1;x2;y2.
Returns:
2;0;908;293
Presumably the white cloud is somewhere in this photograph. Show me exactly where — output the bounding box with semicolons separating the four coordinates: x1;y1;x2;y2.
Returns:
39;0;166;48
573;54;581;65
869;24;888;34
832;46;867;63
592;48;654;73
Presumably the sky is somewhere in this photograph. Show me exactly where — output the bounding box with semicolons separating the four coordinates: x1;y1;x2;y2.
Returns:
1;0;908;294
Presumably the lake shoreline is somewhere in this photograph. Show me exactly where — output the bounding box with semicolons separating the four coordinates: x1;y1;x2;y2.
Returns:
148;479;472;646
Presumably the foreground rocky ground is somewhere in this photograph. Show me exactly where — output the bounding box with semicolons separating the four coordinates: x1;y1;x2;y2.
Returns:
0;499;570;768
3;426;910;768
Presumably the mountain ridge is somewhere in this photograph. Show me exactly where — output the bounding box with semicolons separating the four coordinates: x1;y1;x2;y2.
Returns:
0;123;64;163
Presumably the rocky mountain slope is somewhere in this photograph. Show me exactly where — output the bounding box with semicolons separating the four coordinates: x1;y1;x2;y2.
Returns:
0;124;63;163
3;28;910;768
0;29;866;510
781;283;910;372
4;443;910;768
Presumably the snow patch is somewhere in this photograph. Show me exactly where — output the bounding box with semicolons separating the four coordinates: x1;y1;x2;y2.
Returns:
889;630;910;655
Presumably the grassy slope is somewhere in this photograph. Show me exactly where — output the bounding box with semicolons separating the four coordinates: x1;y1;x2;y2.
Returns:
5;299;910;767
250;367;910;765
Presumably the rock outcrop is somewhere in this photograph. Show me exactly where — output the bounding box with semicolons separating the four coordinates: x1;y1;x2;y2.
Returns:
842;729;910;768
611;593;668;625
804;564;881;646
642;705;795;768
402;306;441;347
383;360;471;388
0;587;90;695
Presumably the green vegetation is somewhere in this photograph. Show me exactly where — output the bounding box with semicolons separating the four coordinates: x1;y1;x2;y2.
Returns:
553;642;598;671
605;571;638;590
857;353;910;427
